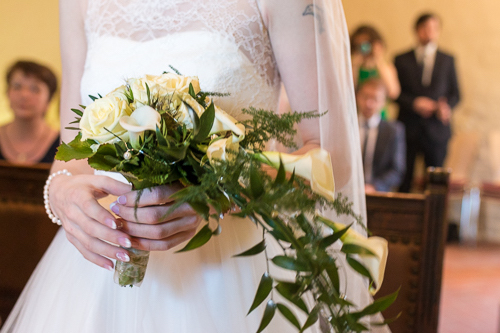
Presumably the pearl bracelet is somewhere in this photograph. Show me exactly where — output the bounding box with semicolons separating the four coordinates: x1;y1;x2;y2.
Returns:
44;169;72;225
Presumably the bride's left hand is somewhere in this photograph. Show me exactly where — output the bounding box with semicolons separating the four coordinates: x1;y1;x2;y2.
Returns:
109;182;202;251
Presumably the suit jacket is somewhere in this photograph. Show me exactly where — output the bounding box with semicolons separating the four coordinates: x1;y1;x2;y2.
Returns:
370;120;406;192
395;49;460;143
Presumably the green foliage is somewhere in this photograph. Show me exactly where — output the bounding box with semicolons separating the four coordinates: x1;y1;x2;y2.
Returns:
240;108;323;150
55;133;95;161
58;73;394;333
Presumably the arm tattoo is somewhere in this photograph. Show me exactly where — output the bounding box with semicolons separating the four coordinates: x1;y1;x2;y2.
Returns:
302;4;324;33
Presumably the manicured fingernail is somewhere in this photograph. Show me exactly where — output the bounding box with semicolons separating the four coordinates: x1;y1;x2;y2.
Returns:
105;218;117;229
116;252;130;262
117;196;127;204
110;202;119;214
118;237;132;248
104;265;113;271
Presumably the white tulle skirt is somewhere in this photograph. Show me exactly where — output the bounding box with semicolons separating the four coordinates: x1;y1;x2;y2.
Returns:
1;214;310;333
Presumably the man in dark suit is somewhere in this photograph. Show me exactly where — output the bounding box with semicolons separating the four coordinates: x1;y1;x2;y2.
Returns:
395;13;460;192
357;78;406;193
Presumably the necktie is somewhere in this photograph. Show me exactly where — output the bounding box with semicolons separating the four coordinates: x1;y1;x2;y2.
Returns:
362;122;369;163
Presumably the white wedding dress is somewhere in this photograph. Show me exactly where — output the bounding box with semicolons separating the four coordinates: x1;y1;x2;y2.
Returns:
2;0;386;332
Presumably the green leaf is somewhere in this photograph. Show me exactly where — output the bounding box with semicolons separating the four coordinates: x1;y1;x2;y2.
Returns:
157;144;189;161
248;272;273;315
65;127;81;131
288;168;296;184
55;132;95;161
192;102;215;143
295;213;314;236
146;82;151;105
371;312;402;326
351;288;399;320
88;144;119;171
188;201;210;220
346;256;373;280
71;108;83;117
184;101;201;137
156;124;168;147
324;260;340;294
89;95;98;101
234;240;266;257
176;224;212;252
256;300;277;333
319;223;352;249
275;282;309;314
188;82;196;98
277;303;301;330
269;229;289;243
300;306;319;332
342;244;376;256
249;162;264;199
272;157;286;188
272;256;310;272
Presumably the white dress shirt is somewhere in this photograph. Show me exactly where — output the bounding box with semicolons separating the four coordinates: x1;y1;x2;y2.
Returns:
358;114;381;184
415;42;438;87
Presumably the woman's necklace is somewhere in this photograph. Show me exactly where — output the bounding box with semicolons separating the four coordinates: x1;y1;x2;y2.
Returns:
1;124;47;163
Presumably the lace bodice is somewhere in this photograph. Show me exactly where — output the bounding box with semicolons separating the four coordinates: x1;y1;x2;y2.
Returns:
81;0;280;118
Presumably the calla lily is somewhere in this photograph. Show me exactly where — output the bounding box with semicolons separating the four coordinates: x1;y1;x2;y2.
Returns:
210;106;245;137
329;221;388;295
119;105;161;149
206;135;241;162
256;148;335;202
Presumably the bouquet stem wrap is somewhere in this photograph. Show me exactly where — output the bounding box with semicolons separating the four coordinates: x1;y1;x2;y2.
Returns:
114;247;150;287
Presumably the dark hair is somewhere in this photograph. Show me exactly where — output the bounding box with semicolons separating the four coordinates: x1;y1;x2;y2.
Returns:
6;60;58;101
356;78;387;96
415;13;440;30
350;25;385;54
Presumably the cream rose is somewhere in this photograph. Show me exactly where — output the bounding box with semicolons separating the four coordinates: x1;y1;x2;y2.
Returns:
106;85;129;101
119;105;161;149
328;221;388;295
255;148;335;202
127;78;167;107
144;73;201;94
80;95;132;143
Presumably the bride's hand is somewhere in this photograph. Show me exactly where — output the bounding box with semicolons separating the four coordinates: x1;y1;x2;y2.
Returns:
49;174;133;270
109;182;202;252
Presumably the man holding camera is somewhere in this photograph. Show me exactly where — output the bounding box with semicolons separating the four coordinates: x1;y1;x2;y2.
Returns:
395;13;460;192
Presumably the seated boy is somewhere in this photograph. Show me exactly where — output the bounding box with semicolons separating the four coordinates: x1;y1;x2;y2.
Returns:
357;78;406;193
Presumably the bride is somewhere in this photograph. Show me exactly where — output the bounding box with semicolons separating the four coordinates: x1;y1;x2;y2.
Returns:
1;0;386;332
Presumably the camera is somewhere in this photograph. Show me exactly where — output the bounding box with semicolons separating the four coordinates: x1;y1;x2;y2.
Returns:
359;42;372;55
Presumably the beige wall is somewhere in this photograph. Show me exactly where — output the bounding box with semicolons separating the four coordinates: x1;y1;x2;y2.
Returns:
344;0;500;183
2;0;498;182
0;0;60;128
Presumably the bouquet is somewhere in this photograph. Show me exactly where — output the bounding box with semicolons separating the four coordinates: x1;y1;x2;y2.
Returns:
56;68;396;332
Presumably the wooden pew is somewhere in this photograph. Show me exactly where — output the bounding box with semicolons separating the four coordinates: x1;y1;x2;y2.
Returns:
0;162;60;326
367;167;450;333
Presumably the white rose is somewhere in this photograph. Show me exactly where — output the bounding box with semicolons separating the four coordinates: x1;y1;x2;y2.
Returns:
106;85;129;101
119;105;161;149
256;148;335;202
329;221;388;295
127;78;167;107
80;96;132;143
145;73;201;94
